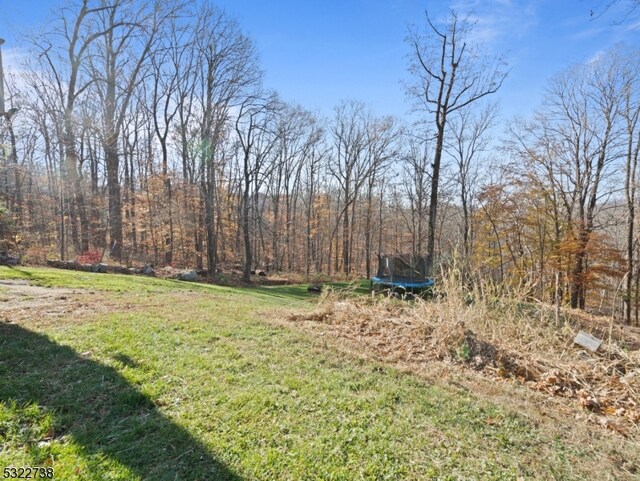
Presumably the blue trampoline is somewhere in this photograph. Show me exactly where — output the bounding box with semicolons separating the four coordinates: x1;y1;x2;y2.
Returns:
371;254;434;293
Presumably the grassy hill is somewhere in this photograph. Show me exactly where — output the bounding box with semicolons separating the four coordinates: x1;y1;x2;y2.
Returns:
0;267;637;480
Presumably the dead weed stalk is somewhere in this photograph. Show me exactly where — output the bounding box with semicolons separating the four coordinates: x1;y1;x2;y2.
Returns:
290;271;640;437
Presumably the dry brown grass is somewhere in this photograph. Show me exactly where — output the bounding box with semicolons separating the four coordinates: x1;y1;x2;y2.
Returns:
288;269;640;440
0;280;147;328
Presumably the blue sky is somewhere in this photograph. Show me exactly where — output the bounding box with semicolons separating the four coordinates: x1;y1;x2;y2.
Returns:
1;0;639;123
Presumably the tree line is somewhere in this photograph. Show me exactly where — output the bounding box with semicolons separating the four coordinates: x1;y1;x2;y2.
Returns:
1;0;640;323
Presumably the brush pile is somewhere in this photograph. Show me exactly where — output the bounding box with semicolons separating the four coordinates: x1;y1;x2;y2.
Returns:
289;277;640;437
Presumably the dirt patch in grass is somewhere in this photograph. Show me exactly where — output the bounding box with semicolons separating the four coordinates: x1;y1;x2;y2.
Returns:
286;290;640;443
0;280;136;327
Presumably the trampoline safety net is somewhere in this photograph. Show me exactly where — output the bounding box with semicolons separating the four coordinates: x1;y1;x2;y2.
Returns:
371;254;434;290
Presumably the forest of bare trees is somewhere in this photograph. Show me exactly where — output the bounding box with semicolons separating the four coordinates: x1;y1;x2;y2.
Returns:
1;1;640;323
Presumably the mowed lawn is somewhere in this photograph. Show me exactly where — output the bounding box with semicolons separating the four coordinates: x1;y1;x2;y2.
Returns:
0;267;633;480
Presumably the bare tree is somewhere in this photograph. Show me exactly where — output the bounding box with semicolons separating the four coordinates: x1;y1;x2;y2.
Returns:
589;0;640;22
89;0;181;260
509;54;624;309
406;9;507;275
301;132;328;275
363;116;400;277
400;137;431;256
31;0;131;256
268;104;318;271
619;49;640;324
445;102;497;259
328;101;370;275
193;2;261;278
235;94;279;282
148;15;193;265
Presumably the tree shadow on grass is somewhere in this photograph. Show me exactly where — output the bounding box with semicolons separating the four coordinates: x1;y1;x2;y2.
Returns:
244;285;313;302
0;322;243;481
244;281;370;303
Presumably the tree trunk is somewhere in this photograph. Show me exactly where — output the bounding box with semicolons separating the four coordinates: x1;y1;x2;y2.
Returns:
242;173;252;283
627;204;635;324
105;134;123;260
570;238;588;309
426;124;445;276
342;206;350;274
165;178;174;265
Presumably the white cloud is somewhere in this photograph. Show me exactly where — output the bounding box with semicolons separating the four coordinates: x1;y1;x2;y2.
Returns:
448;0;539;45
587;49;605;64
1;47;32;101
2;47;28;76
569;25;608;40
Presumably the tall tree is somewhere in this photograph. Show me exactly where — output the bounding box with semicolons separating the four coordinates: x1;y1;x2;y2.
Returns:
401;137;431;257
32;0;128;257
268;105;317;271
148;15;191;265
508;52;626;310
193;2;261;279
328;101;370;275
554;62;621;309
363;116;400;278
445;103;497;260
619;49;640;324
406;10;507;275
234;94;279;282
90;0;180;260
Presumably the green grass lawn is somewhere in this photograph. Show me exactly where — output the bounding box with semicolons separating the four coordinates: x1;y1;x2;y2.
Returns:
0;267;635;480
